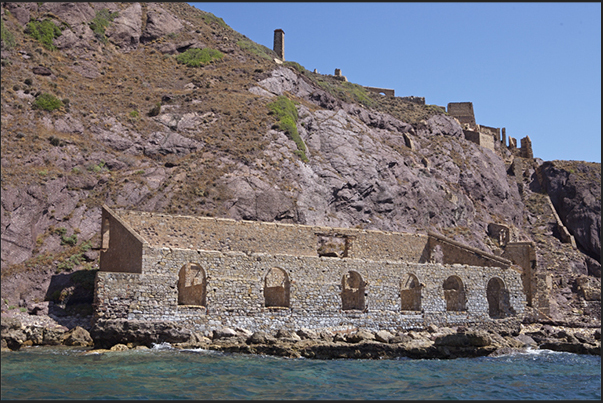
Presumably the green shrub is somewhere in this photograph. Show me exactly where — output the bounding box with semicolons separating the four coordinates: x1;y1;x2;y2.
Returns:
284;61;306;73
33;93;63;111
267;95;308;162
61;234;78;246
49;135;62;146
25;19;62;50
237;39;274;60
148;102;161;117
89;9;118;44
56;260;72;272
87;160;107;173
129;110;139;118
175;48;224;67
308;75;374;108
201;12;228;29
1;19;16;49
80;240;92;252
56;227;77;246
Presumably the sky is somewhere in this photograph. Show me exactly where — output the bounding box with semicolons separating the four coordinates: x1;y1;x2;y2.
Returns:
190;2;601;163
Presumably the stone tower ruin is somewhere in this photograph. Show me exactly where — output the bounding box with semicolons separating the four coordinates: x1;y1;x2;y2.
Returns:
273;28;284;60
447;102;476;127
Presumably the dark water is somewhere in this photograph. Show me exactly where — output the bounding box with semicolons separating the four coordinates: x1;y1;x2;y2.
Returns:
1;344;600;400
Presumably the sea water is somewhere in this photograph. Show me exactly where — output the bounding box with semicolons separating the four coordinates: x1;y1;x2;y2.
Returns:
1;344;600;400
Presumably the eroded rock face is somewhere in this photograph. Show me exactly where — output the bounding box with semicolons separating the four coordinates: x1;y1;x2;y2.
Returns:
538;161;601;262
106;3;142;52
89;319;192;349
225;85;525;253
39;2;95;27
140;4;183;43
4;3;38;26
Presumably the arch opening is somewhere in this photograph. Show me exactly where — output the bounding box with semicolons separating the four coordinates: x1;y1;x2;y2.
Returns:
341;270;366;311
443;275;466;311
400;273;421;311
487;277;514;318
178;263;207;306
264;267;290;308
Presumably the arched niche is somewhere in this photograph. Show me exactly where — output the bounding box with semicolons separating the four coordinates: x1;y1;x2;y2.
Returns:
178;263;207;306
264;267;290;308
443;275;466;311
341;270;366;311
400;273;421;311
487;277;514;318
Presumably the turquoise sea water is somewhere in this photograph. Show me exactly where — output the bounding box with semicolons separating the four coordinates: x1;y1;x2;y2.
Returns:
1;344;600;400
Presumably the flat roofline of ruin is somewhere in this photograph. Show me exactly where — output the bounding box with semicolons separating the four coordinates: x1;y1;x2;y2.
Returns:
106;205;429;239
105;206;514;269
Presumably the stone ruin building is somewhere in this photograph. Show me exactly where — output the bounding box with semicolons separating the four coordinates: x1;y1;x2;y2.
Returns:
273;28;284;60
93;205;540;334
446;102;534;158
270;29;535;160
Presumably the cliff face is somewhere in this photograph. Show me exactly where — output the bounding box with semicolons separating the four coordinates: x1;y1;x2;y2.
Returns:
0;2;599;326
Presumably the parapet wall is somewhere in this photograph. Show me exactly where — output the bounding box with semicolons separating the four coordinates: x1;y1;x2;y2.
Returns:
95;248;526;333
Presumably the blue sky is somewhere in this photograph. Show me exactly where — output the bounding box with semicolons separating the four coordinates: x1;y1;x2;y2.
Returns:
190;2;601;163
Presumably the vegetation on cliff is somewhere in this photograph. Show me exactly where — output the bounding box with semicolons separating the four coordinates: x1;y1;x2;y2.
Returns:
267;95;308;162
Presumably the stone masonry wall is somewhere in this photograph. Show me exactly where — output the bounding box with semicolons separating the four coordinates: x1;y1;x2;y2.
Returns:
99;208;144;273
364;86;395;97
95;206;528;334
502;242;537;307
273;29;284;60
447;102;476;126
94;248;526;333
480;125;501;142
463;130;495;152
520;136;534;159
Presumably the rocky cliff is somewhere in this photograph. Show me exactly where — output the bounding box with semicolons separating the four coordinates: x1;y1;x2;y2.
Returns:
1;2;600;328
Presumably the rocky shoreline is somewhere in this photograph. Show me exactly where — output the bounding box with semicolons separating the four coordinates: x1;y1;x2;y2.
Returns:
1;311;600;359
